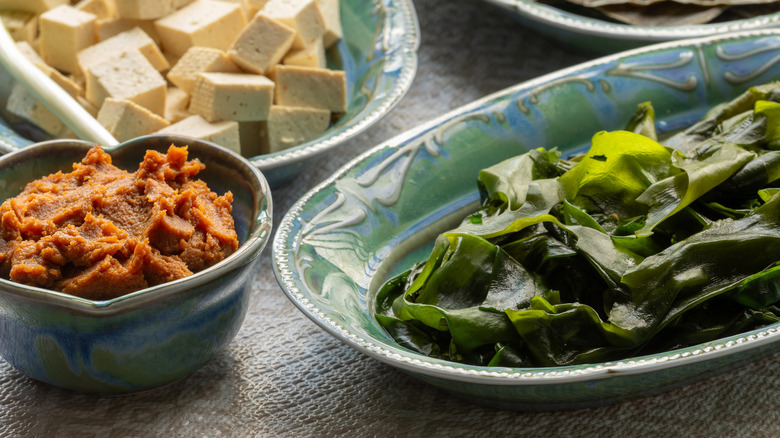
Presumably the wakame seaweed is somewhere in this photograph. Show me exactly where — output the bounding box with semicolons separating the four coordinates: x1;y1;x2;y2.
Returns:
374;83;780;367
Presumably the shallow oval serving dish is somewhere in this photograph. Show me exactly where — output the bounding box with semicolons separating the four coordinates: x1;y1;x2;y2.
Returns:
0;0;420;188
273;29;780;410
486;0;780;54
0;134;272;395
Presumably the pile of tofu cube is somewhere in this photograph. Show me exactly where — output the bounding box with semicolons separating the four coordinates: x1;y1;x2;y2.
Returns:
0;0;345;157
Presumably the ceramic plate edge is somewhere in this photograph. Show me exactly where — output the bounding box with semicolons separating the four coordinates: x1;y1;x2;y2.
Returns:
485;0;780;42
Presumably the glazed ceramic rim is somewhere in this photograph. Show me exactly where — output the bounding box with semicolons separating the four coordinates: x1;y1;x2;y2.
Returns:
274;29;780;386
248;0;420;172
486;0;780;43
0;135;273;314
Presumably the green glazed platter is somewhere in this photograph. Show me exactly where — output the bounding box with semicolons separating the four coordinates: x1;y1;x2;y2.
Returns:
273;29;780;410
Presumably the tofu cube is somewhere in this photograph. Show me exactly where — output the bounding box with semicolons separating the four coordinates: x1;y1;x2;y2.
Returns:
16;41;83;99
157;115;240;154
165;86;191;122
154;0;247;58
0;0;67;14
96;18;162;44
316;0;341;48
270;65;345;112
227;13;295;75
1;11;38;44
15;41;45;67
167;47;240;94
79;27;169;73
116;0;190;20
85;50;167;116
39;5;97;74
265;104;329;152
6;83;73;137
77;95;99;117
282;37;325;68
237;120;267;157
97;98;170;142
215;0;251;15
189;72;274;122
245;0;269;13
74;0;116;19
261;0;325;50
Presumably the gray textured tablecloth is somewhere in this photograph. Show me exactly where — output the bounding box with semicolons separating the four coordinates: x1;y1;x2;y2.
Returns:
2;0;779;436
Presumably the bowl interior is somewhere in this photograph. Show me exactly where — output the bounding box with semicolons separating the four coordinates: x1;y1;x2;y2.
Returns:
0;134;272;308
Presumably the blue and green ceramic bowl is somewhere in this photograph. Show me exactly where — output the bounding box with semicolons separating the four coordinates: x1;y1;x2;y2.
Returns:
274;30;780;410
0;134;272;395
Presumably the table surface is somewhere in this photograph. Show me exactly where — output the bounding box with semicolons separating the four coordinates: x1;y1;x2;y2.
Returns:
2;0;780;436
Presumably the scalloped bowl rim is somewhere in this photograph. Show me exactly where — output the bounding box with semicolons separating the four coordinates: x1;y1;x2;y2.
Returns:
0;135;273;314
274;29;780;386
486;0;780;42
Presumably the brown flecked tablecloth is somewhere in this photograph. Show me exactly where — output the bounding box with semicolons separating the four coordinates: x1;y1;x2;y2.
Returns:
2;0;779;436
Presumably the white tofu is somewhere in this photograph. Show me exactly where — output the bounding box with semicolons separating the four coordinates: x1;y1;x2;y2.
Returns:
74;0;116;19
157;115;240;154
6;83;74;137
269;65;345;112
163;51;181;70
49;71;83;99
79;27;169;73
215;0;251;15
85;50;167;116
265;104;329;152
77;95;99;117
96;17;161;44
154;0;247;58
261;0;324;50
245;0;269;14
316;0;341;48
167;46;240;94
189;72;274;122
237;120;267;157
0;10;37;44
17;42;85;99
227;13;294;75
97;97;170;142
15;41;45;67
282;37;325;68
0;0;67;14
164;86;190;122
116;0;191;20
39;5;97;74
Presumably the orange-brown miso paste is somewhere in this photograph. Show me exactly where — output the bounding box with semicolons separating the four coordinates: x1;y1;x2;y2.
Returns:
0;145;239;300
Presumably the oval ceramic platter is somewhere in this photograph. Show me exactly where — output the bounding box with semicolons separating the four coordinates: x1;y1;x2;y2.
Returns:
274;29;780;411
485;0;780;54
0;0;419;188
